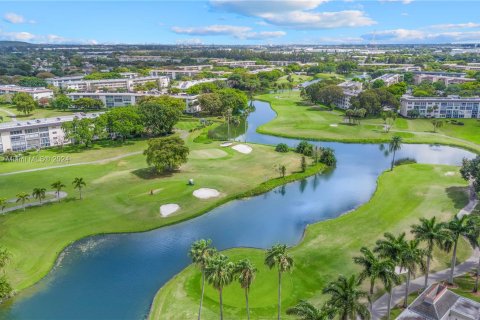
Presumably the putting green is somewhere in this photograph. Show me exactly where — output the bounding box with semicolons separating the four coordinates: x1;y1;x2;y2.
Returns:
189;148;229;159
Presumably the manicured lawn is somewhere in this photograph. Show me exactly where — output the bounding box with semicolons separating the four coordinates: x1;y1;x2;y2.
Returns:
0;128;312;292
256;91;480;153
276;74;313;86
1;104;79;120
150;164;472;319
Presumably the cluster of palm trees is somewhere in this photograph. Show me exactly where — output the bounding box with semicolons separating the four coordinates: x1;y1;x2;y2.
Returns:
189;240;293;320
0;177;86;213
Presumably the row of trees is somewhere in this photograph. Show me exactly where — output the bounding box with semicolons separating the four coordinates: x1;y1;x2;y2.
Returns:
0;247;11;301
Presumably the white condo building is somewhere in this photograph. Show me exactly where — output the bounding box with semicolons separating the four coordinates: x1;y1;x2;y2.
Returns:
334;81;364;110
413;72;474;86
0;113;102;153
400;94;480;118
46;76;170;92
0;85;54;100
372;74;403;86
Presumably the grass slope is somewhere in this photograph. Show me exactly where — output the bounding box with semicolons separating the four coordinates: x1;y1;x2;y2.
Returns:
150;164;472;319
256;91;480;153
0;128;316;291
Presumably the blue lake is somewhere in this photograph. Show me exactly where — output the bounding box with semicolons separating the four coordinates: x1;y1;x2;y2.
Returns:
0;100;475;320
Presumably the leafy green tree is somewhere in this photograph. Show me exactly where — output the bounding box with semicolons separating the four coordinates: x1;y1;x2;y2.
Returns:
0;198;6;212
72;177;86;200
51;180;66;199
198;92;223;116
71;97;103;110
411;217;450;288
12;92;36;115
138;96;184;136
0;247;12;300
32;187;46;204
52;94;72;110
466;216;480;292
278;164;287;178
98;106;143;141
275;143;289;153
319;148;336;166
16;192;30;211
460;155;480;193
286;300;332;320
296;141;313;156
399;240;426;307
372;79;385;89
144;136;189;173
431;119;444;133
18;76;48;87
322;274;369;320
388;136;402;171
265;244;294;320
235;259;257;320
62;118;98;147
205;254;235;320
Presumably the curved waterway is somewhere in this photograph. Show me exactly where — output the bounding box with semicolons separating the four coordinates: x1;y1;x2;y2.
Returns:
0;101;475;320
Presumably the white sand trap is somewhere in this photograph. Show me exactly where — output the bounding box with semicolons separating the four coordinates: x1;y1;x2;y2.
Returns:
444;171;456;176
193;188;220;199
232;144;253;154
220;142;233;147
329;124;338;127
160;204;180;217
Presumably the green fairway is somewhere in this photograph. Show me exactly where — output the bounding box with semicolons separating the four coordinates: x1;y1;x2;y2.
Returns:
0;128;315;291
276;74;313;86
149;164;472;319
0;104;79;120
256;91;480;153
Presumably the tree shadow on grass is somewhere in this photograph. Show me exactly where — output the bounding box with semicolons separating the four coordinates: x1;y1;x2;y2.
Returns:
132;167;176;180
446;186;469;211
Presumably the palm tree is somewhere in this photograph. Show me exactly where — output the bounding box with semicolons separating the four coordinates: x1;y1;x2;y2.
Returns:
374;232;408;267
467;215;480;292
388;136;403;171
16;192;30;211
72;177;86;200
51;180;66;199
353;247;395;311
411;217;450;289
0;198;7;213
381;265;401;320
265;244;294;320
322;274;369;320
235;259;257;320
205;253;235;320
286;300;332;320
399;239;426;308
32;187;46;204
445;215;477;284
188;239;216;320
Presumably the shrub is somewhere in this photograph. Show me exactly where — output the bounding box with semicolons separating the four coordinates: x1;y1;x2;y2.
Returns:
319;147;336;166
275;143;289;153
296;141;314;156
394;157;417;166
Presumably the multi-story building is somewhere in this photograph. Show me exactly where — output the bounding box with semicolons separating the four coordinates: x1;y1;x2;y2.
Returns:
174;78;227;90
46;75;85;87
371;74;403;86
47;76;170;92
0;85;54;100
400;94;480;118
67;92;200;113
443;63;480;71
334;81;363;110
413;72;475;86
0;113;102;153
216;60;257;68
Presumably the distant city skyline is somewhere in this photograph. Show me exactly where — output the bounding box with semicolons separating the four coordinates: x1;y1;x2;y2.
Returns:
1;0;480;45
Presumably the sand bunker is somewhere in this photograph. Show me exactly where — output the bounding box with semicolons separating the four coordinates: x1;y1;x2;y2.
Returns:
193;188;220;199
444;171;456;176
220;142;233;147
160;204;180;217
330;124;338;127
232;144;253;154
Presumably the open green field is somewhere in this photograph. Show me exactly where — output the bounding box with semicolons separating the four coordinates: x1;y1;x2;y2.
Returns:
0;104;78;120
0;128;313;291
256;91;480;153
276;74;313;86
150;164;472;319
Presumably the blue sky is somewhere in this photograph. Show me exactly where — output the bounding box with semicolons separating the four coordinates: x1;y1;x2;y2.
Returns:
1;1;480;44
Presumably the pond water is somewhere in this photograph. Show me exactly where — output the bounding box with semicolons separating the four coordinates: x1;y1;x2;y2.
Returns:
0;101;475;320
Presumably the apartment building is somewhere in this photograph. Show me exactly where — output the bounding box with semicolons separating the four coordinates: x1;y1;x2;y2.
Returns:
334;81;363;110
400;94;480;118
413;72;474;86
149;68;224;80
46;75;85;87
174;78;227;90
47;76;170;92
0;113;101;153
117;55;182;63
372;73;403;86
67;92;200;113
216;60;257;68
0;85;54;100
443;63;480;71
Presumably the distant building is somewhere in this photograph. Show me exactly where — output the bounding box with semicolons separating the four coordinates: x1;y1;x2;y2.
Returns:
397;283;480;320
0;85;54;100
174;78;226;90
216;60;257;68
372;74;403;86
400;94;480;118
443;63;480;71
413;72;474;86
149;67;223;80
47;76;170;92
0;113;102;153
334;81;363;110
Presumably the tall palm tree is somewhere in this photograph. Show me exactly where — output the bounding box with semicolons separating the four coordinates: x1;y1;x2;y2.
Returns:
235;259;257;320
51;180;66;199
0;198;7;213
374;232;408;267
381;265;401;320
72;177;86;200
32;187;46;204
466;215;480;292
445;215;477;284
411;217;450;289
388;136;403;171
322;274;370;320
286;300;332;320
205;253;235;320
399;239;426;308
188;239;216;320
265;244;294;320
16;192;30;211
353;247;395;311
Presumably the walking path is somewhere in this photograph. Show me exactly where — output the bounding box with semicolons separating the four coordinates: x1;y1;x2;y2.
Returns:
0;107;17;122
1;191;68;214
0;151;142;176
371;194;479;320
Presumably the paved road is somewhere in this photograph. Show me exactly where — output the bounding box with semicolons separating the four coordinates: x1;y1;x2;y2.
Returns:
0;151;142;176
371;195;479;320
1;191;68;214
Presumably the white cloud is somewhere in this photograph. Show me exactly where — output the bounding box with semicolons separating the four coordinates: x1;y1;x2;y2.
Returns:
362;28;480;43
429;22;480;30
171;24;286;39
209;0;376;29
379;0;413;4
0;29;97;44
3;12;26;24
